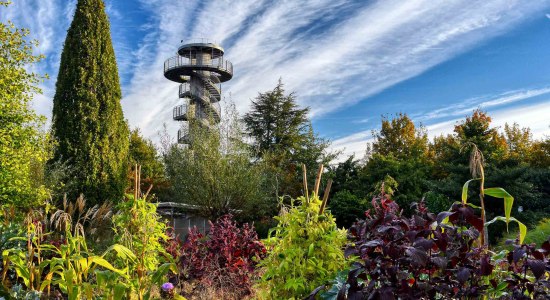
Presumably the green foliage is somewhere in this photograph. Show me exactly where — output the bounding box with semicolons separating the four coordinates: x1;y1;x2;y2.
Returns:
1;209;133;299
256;196;348;299
128;128;168;199
51;0;129;206
112;189;174;299
428;111;549;236
327;190;368;228
326;155;362;197
243;79;310;156
0;3;49;209
244;80;337;198
461;176;527;245
164;117;265;220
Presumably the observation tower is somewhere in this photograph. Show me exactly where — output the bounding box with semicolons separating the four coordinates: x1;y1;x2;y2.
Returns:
163;39;233;144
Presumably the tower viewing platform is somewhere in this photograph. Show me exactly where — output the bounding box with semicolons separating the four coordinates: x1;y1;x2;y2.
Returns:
163;40;232;144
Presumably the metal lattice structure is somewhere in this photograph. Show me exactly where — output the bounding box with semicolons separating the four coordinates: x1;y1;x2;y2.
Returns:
164;40;233;144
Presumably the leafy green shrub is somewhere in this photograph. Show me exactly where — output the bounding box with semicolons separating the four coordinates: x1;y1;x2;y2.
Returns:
256;195;348;299
1;2;50;210
111;173;175;299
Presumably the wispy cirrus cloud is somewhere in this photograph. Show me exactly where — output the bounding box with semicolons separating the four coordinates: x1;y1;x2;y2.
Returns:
416;87;550;122
2;0;550;145
120;0;550;140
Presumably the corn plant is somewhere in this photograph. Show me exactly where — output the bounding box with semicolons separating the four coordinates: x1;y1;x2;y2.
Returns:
462;143;527;245
1;211;50;292
1;210;132;299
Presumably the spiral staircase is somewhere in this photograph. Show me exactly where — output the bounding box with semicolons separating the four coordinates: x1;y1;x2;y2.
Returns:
164;41;233;144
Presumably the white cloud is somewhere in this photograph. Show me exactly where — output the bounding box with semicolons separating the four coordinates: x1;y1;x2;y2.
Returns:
416;87;550;121
121;0;550;142
3;0;550;145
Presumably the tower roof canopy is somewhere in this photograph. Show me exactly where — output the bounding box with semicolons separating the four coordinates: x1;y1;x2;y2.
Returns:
178;42;225;58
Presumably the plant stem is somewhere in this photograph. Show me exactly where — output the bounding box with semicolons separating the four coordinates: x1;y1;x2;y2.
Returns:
479;166;488;246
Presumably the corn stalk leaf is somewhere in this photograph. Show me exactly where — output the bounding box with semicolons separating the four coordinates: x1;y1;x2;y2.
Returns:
484;187;514;229
462;179;479;204
486;216;527;244
103;244;136;262
89;257;126;276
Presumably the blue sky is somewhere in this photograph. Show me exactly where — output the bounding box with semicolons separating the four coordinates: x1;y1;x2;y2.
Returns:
3;0;550;160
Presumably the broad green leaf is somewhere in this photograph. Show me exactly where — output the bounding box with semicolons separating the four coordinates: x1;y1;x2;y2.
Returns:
39;279;52;292
485;187;514;229
486;216;527;244
462;179;479;204
114;283;128;299
497;282;508;291
104;244;136;261
89;257;125;275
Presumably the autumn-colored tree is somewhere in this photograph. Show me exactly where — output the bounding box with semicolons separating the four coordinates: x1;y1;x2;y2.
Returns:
530;137;550;168
453;109;507;159
504;123;532;162
51;0;129;205
361;113;431;211
372;113;429;159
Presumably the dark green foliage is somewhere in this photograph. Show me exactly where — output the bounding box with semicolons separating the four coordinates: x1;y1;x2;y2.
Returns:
128;129;168;199
328;190;368;228
327;155;362;197
51;0;129;205
244;80;336;198
429;111;550;237
243;79;309;156
359;113;431;212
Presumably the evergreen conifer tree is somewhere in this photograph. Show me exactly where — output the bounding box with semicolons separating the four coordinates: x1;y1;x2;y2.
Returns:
51;0;129;205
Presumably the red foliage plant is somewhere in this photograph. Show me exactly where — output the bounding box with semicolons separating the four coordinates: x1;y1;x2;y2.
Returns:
179;214;266;297
309;192;550;300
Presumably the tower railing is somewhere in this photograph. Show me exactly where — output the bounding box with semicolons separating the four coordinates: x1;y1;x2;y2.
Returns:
177;122;189;143
173;103;188;120
164;56;233;79
179;83;190;98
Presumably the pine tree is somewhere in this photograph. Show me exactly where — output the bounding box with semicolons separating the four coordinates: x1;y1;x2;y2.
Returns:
51;0;129;205
243;80;310;156
243;80;335;198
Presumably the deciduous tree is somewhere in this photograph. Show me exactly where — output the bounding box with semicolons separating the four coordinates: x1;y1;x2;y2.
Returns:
0;2;49;209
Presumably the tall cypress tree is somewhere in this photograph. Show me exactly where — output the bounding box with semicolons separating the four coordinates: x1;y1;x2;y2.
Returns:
52;0;129;205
